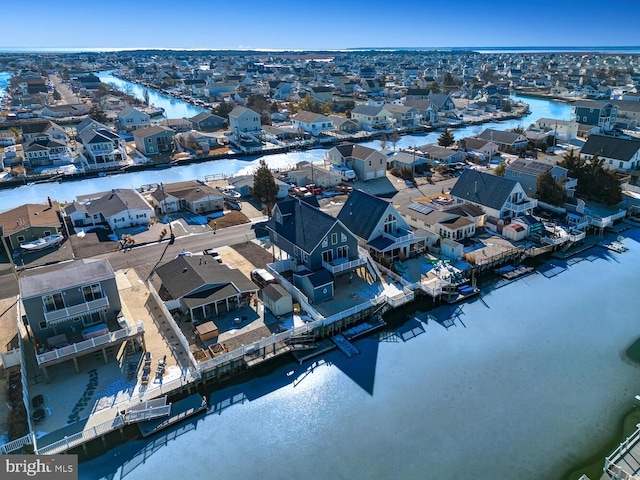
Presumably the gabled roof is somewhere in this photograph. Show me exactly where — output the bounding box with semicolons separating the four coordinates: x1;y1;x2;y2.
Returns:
133;125;175;139
0;202;61;236
267;197;338;254
189;111;226;123
572;100;614;109
419;144;459;160
150;181;221;203
351;105;386;116
337;189;390;241
83;189;152;218
477;129;527;145
155;256;256;301
118;105;149;118
580;135;640;162
450;169;519;211
78;127;119;145
507;158;555;176
292;111;330;124
332;142;378;161
229;106;259;118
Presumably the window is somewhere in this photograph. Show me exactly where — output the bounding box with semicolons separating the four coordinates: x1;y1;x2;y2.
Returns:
341;233;347;243
43;293;65;312
39;321;47;330
368;160;372;167
322;237;328;248
43;230;51;236
17;235;25;242
322;250;333;263
82;284;103;302
331;233;338;245
83;312;102;326
383;214;397;234
337;245;348;259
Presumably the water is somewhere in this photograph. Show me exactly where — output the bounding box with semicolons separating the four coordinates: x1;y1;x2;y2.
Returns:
79;229;640;480
0;71;10;100
0;92;572;212
95;71;208;119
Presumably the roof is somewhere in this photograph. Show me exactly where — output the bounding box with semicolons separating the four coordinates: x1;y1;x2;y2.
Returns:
450;169;519;210
133;125;175;139
118;105;149;118
298;269;333;288
332;142;378;161
506;158;554;176
229;106;258;118
267;197;338;254
19;259;114;299
464;138;493;150
150;181;221;203
78;127;119;145
263;283;291;301
351;105;386;117
477;129;527;145
581;135;640;161
189;112;226;123
572;100;614;109
337;189;390;241
292;111;330;124
419;144;459;160
155;256;256;301
0;202;60;236
20;120;51;135
84;189;152;218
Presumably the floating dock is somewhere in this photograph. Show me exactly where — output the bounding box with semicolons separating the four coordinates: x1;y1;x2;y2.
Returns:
331;334;360;358
138;393;207;438
291;339;336;364
342;316;387;341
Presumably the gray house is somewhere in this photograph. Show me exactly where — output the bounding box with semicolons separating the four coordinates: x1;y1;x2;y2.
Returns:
189;112;227;131
19;259;142;381
266;197;363;303
505;158;576;197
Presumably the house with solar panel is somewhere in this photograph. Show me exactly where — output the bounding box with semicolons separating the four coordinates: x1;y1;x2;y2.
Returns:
505;158;577;197
337;189;429;263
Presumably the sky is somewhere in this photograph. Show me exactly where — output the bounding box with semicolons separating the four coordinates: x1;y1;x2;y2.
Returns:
3;0;639;51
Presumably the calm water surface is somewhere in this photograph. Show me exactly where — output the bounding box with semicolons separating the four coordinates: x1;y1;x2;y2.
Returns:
80;229;640;480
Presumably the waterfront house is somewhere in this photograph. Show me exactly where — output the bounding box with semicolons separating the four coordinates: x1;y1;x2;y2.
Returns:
76;119;126;168
117;106;151;132
580;134;640;171
397;197;485;242
0;201;62;250
20;119;68;142
572;100;617;132
19;258;142;382
450;169;537;220
611;100;640;129
160;118;192;133
327;115;358;134
505;158;576;197
66;189;154;229
350;105;393;131
417;144;465;165
403;99;439;125
476;129;529;153
337;189;428;263
462;137;498;160
149;181;223;215
153;256;258;322
325;143;387;181
133;125;175;156
286;165;342;189
188;112;227;132
291;111;334;135
266;197;363;304
228;106;262;141
227;175;290;199
534;118;580;141
23;138;71;167
381;104;419;127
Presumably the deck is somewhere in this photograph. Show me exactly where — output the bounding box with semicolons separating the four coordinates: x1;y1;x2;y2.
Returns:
138;393;207;438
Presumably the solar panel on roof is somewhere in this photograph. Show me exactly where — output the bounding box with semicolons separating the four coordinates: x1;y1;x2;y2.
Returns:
408;203;434;215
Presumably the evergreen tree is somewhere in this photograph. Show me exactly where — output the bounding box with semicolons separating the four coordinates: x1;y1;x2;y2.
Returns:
252;159;279;215
536;171;567;206
493;162;506;177
438;128;455;147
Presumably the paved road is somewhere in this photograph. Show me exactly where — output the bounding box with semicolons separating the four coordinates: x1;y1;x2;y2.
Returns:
48;74;79;105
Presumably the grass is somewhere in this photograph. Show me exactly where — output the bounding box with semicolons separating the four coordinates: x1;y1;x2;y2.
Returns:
560;336;640;480
208;211;250;229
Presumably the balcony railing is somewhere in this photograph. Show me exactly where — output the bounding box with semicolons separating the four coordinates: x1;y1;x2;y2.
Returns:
44;297;110;324
504;198;538;213
563;177;578;189
322;256;365;274
382;229;415;244
36;321;144;365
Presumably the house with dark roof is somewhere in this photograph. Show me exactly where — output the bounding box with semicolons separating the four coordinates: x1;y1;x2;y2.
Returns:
572;100;617;132
506;158;576;196
418;144;465;165
337;189;428;263
266;197;363;303
18;259;142;382
153;256;258;322
462;137;499;160
65;189;154;229
149;181;223;215
325;142;387;181
0;201;62;250
77;119;126;168
20;120;68;142
383;104;419;127
450;169;537;220
327;115;358;133
23;137;71;167
133;125;175;156
580;134;640;171
117;106;151;132
188;112;227;132
476;129;529;153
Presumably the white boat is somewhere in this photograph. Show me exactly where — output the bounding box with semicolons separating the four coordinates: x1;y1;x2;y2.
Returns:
20;234;64;252
216;185;241;200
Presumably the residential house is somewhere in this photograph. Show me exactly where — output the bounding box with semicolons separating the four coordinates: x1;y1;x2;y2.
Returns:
65;189;154;229
534;118;580;141
23;138;71;167
153;256;258;322
133;125;175;156
383;104;419;127
403;99;439;124
350;105;393;130
76;119;126;168
328;115;358;134
325;143;387;181
227;174;290;199
41;103;90;118
0;201;61;250
418;144;465;165
337;189;428;263
117;106;151;132
580;134;640;171
386;151;428;170
266;197;363;303
19;259;141;381
20;120;68;142
291;111;334;135
149;181;223;215
310;86;334;103
160;118;192;133
286;165;342;189
228;106;262;140
572;100;617;131
611;100;640;129
462;137;498;160
188;112;227;131
450;169;538;220
505;158;576;197
476;129;529;153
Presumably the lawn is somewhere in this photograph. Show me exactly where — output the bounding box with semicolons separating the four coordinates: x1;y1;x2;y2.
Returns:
208;211;250;229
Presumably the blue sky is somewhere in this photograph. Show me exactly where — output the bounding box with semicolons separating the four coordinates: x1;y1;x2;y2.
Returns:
4;0;639;50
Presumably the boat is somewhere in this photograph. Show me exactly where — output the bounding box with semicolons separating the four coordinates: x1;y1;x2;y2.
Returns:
20;233;64;252
441;284;480;304
601;241;628;253
216;185;242;200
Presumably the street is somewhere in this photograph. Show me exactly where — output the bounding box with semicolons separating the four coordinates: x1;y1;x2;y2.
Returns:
48;74;80;105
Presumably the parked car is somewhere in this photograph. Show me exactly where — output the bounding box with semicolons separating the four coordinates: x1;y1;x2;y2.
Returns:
175;251;193;259
250;268;276;288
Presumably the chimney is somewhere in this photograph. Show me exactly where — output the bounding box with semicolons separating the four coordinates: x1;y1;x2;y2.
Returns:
47;196;52;208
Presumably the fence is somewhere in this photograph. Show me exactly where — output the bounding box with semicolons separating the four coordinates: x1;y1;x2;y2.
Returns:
0;434;34;454
0;349;20;368
147;280;199;370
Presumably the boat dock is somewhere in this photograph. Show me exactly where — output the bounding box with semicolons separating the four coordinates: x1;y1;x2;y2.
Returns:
138;393;207;438
342;316;387;341
331;334;360;358
291;339;336;364
495;265;535;280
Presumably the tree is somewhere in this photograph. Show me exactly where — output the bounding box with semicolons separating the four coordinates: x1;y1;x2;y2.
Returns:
536;171;567;206
443;72;458;87
389;131;400;150
52;89;61;101
502;100;512;112
379;133;387;150
252;159;279;216
427;82;441;94
493;162;506;177
89;104;108;123
438;128;455;147
143;89;150;106
511;125;525;134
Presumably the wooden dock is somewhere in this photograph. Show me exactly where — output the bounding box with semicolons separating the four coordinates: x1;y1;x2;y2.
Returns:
342;316;387;341
138;393;207;438
291;339;336;364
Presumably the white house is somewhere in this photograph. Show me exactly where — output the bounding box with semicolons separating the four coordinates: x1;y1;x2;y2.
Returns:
76;119;126;168
117;106;151;132
66;189;154;229
228;106;262;141
291;111;334;135
580;134;640;171
350;105;393;130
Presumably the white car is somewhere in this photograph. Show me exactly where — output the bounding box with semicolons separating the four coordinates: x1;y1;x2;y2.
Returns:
175;251;193;259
